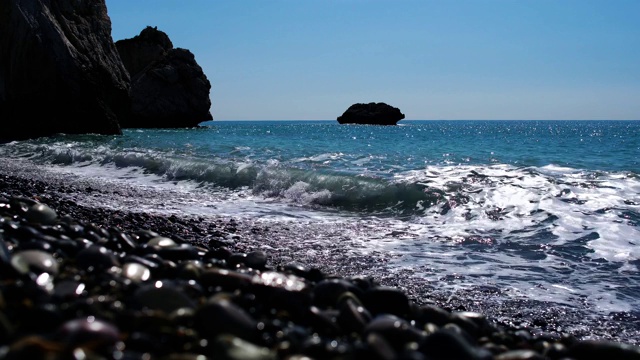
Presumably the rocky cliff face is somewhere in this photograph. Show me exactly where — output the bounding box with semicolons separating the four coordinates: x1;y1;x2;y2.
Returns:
0;0;131;141
0;2;214;141
337;102;405;125
116;27;213;128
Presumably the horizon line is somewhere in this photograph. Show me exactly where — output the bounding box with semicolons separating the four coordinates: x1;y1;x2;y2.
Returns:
201;118;640;122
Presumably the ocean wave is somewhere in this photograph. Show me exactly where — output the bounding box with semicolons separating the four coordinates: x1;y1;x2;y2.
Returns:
1;140;639;314
2;140;639;222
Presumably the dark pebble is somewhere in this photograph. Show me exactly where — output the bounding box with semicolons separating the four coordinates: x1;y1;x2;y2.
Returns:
420;328;493;360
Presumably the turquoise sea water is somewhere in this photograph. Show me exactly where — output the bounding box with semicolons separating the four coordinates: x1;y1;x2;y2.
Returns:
7;120;639;214
1;120;639;324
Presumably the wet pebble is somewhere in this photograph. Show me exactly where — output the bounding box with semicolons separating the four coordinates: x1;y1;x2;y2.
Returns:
195;297;259;342
57;317;120;349
25;203;58;225
10;249;59;275
132;281;197;313
245;250;268;270
122;262;152;283
75;244;120;270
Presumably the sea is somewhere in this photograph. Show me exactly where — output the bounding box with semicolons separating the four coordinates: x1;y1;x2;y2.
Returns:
1;120;639;337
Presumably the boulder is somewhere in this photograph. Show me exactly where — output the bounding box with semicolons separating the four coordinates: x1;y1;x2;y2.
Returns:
0;0;131;141
115;26;213;128
337;102;405;125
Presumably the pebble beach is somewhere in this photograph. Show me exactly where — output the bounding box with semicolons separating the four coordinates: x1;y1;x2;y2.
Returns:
3;0;640;358
1;161;640;360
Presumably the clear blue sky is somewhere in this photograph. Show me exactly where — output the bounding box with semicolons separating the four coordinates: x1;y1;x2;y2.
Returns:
106;0;640;120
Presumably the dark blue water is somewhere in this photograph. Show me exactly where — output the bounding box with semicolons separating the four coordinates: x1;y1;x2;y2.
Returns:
126;120;640;173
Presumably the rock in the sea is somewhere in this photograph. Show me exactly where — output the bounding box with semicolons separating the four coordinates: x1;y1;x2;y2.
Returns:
0;0;130;141
337;102;405;125
115;26;213;128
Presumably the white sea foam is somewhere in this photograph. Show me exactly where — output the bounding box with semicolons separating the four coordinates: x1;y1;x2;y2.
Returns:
1;152;638;314
369;164;640;312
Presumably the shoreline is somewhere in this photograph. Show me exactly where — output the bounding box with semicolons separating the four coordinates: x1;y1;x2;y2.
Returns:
1;163;639;357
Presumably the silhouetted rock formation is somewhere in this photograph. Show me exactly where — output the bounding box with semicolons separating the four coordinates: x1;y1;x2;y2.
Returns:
116;27;213;128
337;102;405;125
0;0;131;141
116;26;173;78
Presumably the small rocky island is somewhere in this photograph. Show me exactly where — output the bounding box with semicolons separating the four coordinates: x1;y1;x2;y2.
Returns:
337;102;405;125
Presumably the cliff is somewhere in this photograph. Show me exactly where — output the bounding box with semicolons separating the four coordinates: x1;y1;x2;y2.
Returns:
0;0;131;141
116;26;213;128
0;2;214;142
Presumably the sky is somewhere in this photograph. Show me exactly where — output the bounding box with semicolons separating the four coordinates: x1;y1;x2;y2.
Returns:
106;0;640;121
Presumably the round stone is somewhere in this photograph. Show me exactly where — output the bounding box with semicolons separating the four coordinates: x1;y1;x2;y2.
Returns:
58;317;120;348
194;299;258;342
213;334;277;360
133;281;196;313
363;286;411;317
75;245;120;269
147;236;177;248
11;249;59;275
122;262;152;283
25;203;58;225
245;250;267;270
312;278;363;308
364;314;424;349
